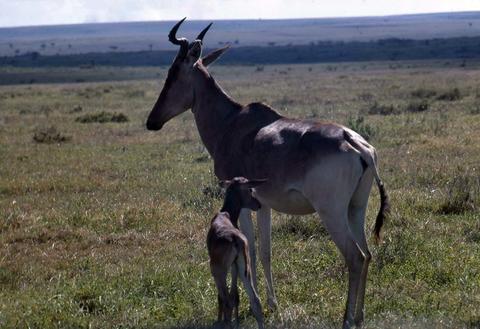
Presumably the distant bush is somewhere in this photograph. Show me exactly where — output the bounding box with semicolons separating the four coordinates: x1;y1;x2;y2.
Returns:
357;92;375;102
69;105;83;113
33;126;70;144
438;173;479;214
470;103;480;115
437;88;461;101
126;90;145;98
406;100;429;113
75;111;128;123
411;88;437;99
368;102;399;115
347;115;376;141
4;36;480;68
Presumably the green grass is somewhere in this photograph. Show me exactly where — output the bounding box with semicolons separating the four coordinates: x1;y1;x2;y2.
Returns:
0;61;479;328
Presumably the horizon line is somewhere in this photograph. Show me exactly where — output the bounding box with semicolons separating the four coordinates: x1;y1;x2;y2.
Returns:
1;9;479;30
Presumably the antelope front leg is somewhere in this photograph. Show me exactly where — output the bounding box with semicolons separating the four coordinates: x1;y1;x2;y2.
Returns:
239;209;258;290
257;205;278;311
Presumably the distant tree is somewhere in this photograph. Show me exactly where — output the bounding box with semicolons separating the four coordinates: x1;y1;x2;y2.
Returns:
109;46;118;51
149;44;153;51
268;42;276;46
68;44;72;49
40;43;46;50
30;52;40;60
14;49;20;55
50;42;55;47
8;43;13;49
234;39;239;45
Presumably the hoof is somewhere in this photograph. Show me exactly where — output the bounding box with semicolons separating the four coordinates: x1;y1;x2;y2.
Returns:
342;322;352;329
354;317;364;328
354;310;364;327
342;318;354;329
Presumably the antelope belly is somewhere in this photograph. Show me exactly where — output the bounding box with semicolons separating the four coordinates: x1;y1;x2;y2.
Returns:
256;189;315;215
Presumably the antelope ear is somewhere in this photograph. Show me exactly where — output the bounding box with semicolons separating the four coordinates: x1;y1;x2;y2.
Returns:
201;45;230;67
187;40;202;61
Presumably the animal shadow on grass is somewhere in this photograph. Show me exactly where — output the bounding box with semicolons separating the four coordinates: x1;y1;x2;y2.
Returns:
166;312;264;329
169;321;246;329
165;323;238;329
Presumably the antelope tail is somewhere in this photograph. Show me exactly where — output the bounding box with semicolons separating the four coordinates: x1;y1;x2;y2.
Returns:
344;130;391;243
236;236;251;277
373;179;390;243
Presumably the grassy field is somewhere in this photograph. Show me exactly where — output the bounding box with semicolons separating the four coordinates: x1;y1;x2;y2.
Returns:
0;61;479;328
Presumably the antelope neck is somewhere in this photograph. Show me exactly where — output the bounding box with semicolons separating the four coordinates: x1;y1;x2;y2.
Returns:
220;191;242;227
191;64;242;157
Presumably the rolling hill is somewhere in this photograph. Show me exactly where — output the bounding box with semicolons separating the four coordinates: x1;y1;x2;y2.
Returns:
1;12;480;57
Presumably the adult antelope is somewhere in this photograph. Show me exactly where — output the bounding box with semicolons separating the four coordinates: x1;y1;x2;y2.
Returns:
146;18;390;329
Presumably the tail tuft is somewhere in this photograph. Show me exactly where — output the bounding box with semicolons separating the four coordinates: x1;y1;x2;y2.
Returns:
373;182;390;244
238;236;251;278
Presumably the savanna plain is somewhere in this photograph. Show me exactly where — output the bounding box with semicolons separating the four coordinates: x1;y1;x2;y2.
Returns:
0;60;479;328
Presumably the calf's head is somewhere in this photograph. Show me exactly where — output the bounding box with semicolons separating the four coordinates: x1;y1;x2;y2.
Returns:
220;177;267;211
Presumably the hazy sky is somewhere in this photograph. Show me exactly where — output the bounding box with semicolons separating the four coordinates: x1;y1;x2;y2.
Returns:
1;0;480;27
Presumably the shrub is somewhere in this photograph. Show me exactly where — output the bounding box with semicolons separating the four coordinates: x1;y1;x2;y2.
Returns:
406;100;429;113
347;115;376;141
33;126;71;144
368;101;399;115
74;288;105;315
357;92;374;102
126;90;145;98
70;105;83;113
470;103;480;115
411;88;437;99
438;172;479;214
437;88;461;101
75;111;129;123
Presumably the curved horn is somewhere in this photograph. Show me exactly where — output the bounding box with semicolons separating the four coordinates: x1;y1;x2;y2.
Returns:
168;17;187;45
196;22;213;42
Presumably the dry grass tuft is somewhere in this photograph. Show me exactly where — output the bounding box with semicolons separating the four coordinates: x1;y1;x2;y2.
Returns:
75;111;128;123
33;126;71;143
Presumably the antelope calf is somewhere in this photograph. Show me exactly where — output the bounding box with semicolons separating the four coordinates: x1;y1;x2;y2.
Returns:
207;177;266;329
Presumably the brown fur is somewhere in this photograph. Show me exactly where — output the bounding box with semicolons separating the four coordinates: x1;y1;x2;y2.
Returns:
207;178;265;329
148;20;390;328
